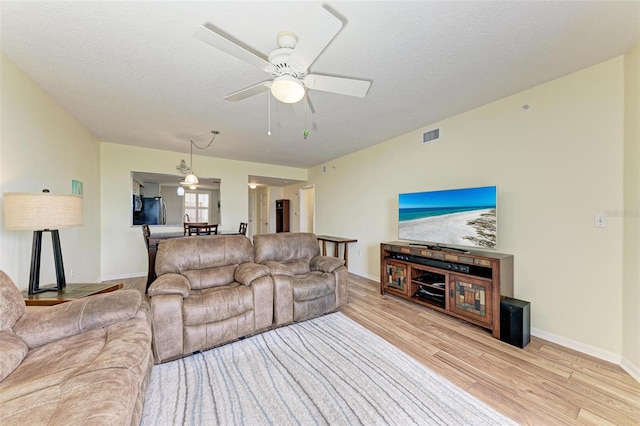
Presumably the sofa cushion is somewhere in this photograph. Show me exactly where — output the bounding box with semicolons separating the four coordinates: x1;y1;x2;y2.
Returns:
0;331;28;382
14;290;142;349
183;284;253;325
253;233;320;266
293;272;336;302
311;256;345;273
156;236;254;290
0;271;25;331
235;262;270;286
281;259;312;275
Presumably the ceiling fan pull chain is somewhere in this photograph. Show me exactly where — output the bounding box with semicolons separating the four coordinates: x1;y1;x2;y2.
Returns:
303;99;309;140
267;91;272;136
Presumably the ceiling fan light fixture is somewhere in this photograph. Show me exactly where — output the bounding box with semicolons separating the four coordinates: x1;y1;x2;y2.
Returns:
271;75;305;104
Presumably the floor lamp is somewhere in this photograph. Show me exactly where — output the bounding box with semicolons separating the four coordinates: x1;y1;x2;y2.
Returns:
3;190;83;295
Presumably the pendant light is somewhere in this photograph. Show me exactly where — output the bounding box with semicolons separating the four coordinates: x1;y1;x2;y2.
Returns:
178;130;220;188
183;140;199;185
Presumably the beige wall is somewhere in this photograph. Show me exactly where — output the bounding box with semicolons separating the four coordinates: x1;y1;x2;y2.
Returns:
0;54;101;287
623;43;640;377
99;142;306;279
306;57;627;363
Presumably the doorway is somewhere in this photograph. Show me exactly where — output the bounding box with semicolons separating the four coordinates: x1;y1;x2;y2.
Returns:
299;186;315;233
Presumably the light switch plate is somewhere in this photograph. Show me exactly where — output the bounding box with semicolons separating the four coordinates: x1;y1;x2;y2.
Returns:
594;213;607;228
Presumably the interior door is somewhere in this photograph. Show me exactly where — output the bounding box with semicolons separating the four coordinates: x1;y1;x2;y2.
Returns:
259;191;268;234
299;186;315;233
248;189;256;239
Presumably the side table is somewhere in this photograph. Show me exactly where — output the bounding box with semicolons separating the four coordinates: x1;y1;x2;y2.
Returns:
316;235;358;268
22;282;123;306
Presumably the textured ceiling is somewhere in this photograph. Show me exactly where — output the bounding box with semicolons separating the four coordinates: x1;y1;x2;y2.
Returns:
1;1;638;169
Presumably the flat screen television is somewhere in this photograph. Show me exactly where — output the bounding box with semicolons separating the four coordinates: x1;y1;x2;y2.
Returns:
398;185;497;250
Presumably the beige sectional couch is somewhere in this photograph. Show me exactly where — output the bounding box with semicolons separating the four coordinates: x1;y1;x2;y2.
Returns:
148;233;348;364
0;271;153;426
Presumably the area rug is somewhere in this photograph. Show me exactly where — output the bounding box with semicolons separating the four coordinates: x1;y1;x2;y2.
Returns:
141;312;516;425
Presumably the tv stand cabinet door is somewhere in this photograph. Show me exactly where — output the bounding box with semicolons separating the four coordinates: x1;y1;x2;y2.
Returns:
449;274;494;328
383;260;409;296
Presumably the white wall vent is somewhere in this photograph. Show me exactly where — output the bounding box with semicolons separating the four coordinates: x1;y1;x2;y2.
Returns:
422;128;440;144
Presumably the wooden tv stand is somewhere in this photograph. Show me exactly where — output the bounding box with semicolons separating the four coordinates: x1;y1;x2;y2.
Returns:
380;242;513;339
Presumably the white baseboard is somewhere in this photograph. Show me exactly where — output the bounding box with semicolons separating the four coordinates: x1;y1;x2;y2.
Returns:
531;327;622;365
357;271;378;282
524;328;640;383
101;272;146;282
620;356;640;383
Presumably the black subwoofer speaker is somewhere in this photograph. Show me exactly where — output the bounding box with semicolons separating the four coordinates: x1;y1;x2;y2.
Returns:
500;297;530;348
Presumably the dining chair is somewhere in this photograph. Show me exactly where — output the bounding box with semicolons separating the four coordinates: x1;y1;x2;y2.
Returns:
185;222;208;235
188;224;218;236
142;224;151;248
238;222;248;235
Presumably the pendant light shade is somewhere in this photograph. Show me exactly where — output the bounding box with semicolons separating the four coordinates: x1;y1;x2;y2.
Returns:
184;173;199;185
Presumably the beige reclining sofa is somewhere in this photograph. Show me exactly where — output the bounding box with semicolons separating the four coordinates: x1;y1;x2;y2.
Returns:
253;232;348;324
148;233;348;364
0;270;153;426
148;235;273;364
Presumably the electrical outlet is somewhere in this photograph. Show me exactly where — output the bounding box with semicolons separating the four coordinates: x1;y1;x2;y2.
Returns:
70;268;75;278
594;213;607;228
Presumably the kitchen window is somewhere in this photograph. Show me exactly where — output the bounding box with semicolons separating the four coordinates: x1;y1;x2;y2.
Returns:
184;191;210;223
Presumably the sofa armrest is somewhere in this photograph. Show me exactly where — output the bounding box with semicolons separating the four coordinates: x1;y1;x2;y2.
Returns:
13;290;142;349
310;256;345;273
235;262;271;286
148;273;190;297
260;260;294;277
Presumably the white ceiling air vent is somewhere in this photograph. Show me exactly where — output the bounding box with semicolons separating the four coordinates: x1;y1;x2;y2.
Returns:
422;128;440;144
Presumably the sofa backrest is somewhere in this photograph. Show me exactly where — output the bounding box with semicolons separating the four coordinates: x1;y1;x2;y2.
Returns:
253;233;320;275
0;270;26;331
155;235;253;290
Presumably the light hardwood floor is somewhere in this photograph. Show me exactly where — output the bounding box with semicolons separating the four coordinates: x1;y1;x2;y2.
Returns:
117;273;639;425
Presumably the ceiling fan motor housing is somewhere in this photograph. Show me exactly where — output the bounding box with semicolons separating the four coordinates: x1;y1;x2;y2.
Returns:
266;33;306;79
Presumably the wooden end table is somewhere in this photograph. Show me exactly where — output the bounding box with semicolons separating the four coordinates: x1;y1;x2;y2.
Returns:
316;235;358;268
22;282;123;306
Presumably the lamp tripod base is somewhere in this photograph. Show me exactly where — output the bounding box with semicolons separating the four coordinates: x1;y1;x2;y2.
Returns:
28;230;67;296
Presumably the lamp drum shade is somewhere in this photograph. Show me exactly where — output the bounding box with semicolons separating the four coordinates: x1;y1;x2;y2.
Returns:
4;192;83;231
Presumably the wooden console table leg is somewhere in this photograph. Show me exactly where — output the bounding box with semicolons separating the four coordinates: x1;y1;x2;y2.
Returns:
344;244;349;268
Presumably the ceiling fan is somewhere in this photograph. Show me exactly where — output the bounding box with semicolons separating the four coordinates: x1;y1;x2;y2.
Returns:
193;6;371;105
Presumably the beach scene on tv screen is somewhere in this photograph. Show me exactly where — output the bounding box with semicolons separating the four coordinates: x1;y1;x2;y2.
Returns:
398;186;497;249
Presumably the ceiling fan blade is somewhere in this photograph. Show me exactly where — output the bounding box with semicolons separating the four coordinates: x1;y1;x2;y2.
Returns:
303;74;371;97
224;81;272;101
289;6;343;70
193;25;271;70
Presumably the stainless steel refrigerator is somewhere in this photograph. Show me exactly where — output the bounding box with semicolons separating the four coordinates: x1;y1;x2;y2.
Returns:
133;197;166;225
